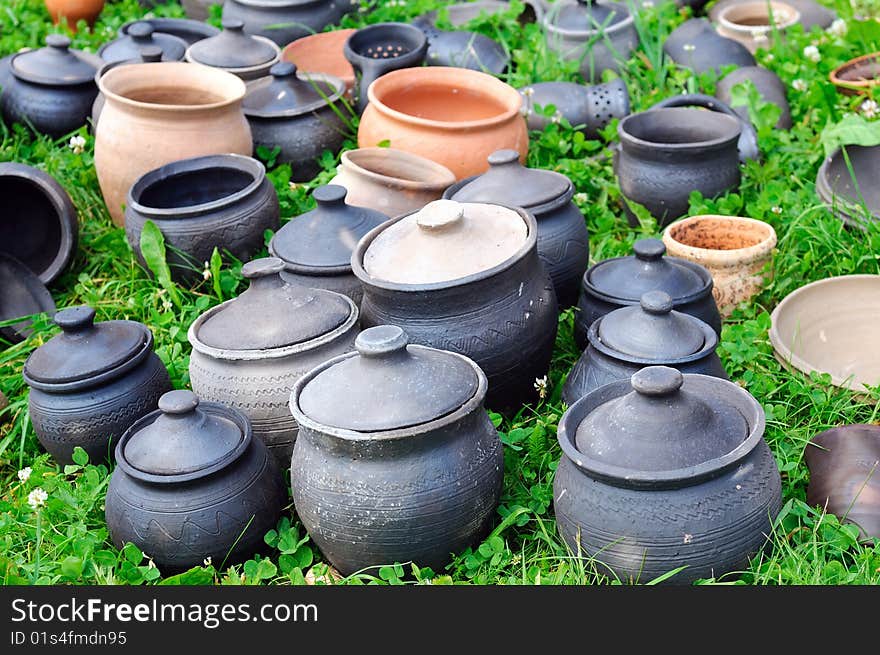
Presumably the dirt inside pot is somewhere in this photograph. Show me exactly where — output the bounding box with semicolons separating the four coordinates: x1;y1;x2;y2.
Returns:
137;168;253;210
0;177;61;274
668;217;770;250
840;60;880;82
381;83;508;121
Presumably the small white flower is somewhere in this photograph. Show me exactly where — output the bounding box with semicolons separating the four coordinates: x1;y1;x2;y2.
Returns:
771;206;783;215
27;487;48;510
551;111;562;124
162;298;172;312
17;467;32;483
682;43;696;52
763;53;775;63
574;192;588;204
803;45;821;63
522;86;534;97
203;557;212;567
683;534;693;544
641;0;654;7
68;135;86;155
828;18;848;38
792;79;808;92
202;261;212;281
534;375;548;400
861;99;879;119
751;30;768;44
288;181;297;191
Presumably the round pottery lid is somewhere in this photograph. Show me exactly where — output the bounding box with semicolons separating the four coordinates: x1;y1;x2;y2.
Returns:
587;239;706;302
269;185;389;269
574;366;748;471
188;19;278;68
121;390;245;476
299;325;478;432
98;22;187;63
24;306;149;385
196;258;351;351
11;35;99;86
243;62;343;117
363;200;528;285
551;0;626;30
596;291;705;359
449;150;571;209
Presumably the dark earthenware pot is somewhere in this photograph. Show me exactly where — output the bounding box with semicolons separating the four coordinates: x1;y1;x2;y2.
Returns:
105;390;287;573
119;17;220;45
664;18;755;74
243;62;348;182
352;201;558;410
563;290;727;405
0;162;77;284
425;0;543;26
23;306;172;465
675;0;711;11
344;22;429;114
555;366;782;583
290;325;503;576
543;0;638;82
1;35;102;139
443;149;589;309
269;184;388;305
816;144;880;228
518;78;630;137
716;66;791;130
574;238;721;348
412;18;509;74
0;254;55;344
222;0;350;47
709;0;835;31
181;0;222;21
98;22;187;63
185;19;281;81
125;154;279;285
188;258;359;466
91;46;163;128
615;107;742;225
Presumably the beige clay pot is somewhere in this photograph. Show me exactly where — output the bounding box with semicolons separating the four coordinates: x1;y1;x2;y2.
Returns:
716;1;800;53
95;62;252;226
662;214;776;317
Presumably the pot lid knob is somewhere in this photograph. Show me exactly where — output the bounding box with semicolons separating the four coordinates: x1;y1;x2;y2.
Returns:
158;389;200;416
313;184;347;207
222;18;245;32
45;34;71;51
54;305;96;333
631;366;684;397
633;238;666;261
270;61;297;78
487;149;521;167
416;199;464;231
355;325;408;358
139;46;163;62
241;257;286;280
128;22;154;40
640;290;674;315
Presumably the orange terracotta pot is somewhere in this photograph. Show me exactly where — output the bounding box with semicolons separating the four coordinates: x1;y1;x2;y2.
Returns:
357;67;528;180
95;62;252;227
830;52;880;96
281;29;356;97
45;0;104;30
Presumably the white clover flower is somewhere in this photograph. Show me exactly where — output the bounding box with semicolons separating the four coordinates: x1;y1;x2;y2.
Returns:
288;181;298;191
162;298;173;312
27;487;47;510
792;78;808;92
68;135;86;155
574;192;588;204
202;261;212;281
17;467;32;483
551;111;562;124
682;43;696;52
771;206;783;215
803;45;821;63
522;86;534;97
828;18;848;38
203;557;212;567
534;375;548;400
751;30;768;44
764;53;775;62
861;99;879;119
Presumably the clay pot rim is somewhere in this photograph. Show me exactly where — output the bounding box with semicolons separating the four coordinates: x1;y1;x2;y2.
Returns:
351;203;538;292
127;153;266;219
583;255;714;306
557;372;765;489
829;51;880;94
242;71;347;118
716;0;801;32
97;61;247;112
289;343;488;442
339;147;457;192
815;146;880;226
769;274;880;390
587;313;719;366
184;36;281;75
366;66;523;131
619;108;742;152
280;28;357;86
662;215;778;266
187;293;358;361
542;0;634;38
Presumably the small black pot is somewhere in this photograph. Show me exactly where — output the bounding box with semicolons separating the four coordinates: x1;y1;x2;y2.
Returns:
664;18;755;74
716;66;791;130
412;18;509;74
125;154;280;285
518;78;630;138
119;17;220;46
98;22;187;63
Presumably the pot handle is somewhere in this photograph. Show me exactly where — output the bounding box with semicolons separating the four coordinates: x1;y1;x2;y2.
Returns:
649;93;759;163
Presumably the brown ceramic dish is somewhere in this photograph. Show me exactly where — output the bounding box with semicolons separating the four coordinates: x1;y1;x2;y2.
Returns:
830;52;880;96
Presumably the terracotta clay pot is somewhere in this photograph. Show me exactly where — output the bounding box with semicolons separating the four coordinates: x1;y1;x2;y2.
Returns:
45;0;104;30
329;148;456;217
662;215;776;318
715;0;800;53
94;62;252;227
281;28;356;97
357;67;528;180
830;52;880;96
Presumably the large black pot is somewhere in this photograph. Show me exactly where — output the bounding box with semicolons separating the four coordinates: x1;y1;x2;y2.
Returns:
716;66;792;130
664;18;755;75
222;0;350;47
518;78;630;138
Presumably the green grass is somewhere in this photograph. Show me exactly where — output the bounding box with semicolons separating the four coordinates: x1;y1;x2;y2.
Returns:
2;0;880;585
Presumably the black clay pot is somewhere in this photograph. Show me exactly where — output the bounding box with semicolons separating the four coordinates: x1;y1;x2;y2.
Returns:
23;306;172;465
555;366;782;584
353;200;558;410
664;18;755;75
443;149;589;309
106;390;287;573
243;62;348;182
615;107;742;225
1;35;102;139
563;290;727;406
344;23;429;114
0;162;77;285
0;254;55;344
125;154;280;285
185;19;281;81
518;78;630;138
412;18;509;75
91;46;164;128
98;22;187;63
816;145;880;228
716;66;791;130
573;239;721;348
119;17;220;46
290;325;504;576
222;0;351;47
423;0;543;26
269;184;388;304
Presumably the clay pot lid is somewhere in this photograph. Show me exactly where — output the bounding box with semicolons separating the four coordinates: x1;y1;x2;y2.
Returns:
596;291;706;359
574;366;749;476
448;150;571;209
0;253;55;344
195;258;351;351
298;325;479;432
98;22;187;63
23;306;151;386
363;200;528;284
188;19;278;69
550;0;628;31
243;62;345;118
11;35;100;86
587;238;708;302
269;185;389;270
119;390;249;479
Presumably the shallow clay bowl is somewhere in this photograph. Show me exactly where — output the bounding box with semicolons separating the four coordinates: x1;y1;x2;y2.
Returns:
769;275;880;392
816;144;880;228
281;29;356;95
830;52;880;96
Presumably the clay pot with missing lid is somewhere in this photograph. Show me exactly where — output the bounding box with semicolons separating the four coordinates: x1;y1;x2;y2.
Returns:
105;389;287;572
709;0;835;31
91;46;164;128
45;0;104;30
830;52;880;96
715;1;800;53
289;325;503;576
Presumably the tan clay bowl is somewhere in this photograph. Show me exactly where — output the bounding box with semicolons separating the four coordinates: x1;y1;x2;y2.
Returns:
716;0;800;53
329;147;456;218
769;275;880;392
830;52;880;96
357;66;528;180
281;29;356;96
663;214;776;317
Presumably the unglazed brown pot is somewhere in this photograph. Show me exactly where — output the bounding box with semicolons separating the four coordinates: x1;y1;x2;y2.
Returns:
95;62;252;226
357;67;528;180
662;215;776;317
45;0;104;30
715;1;799;53
281;29;356;97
